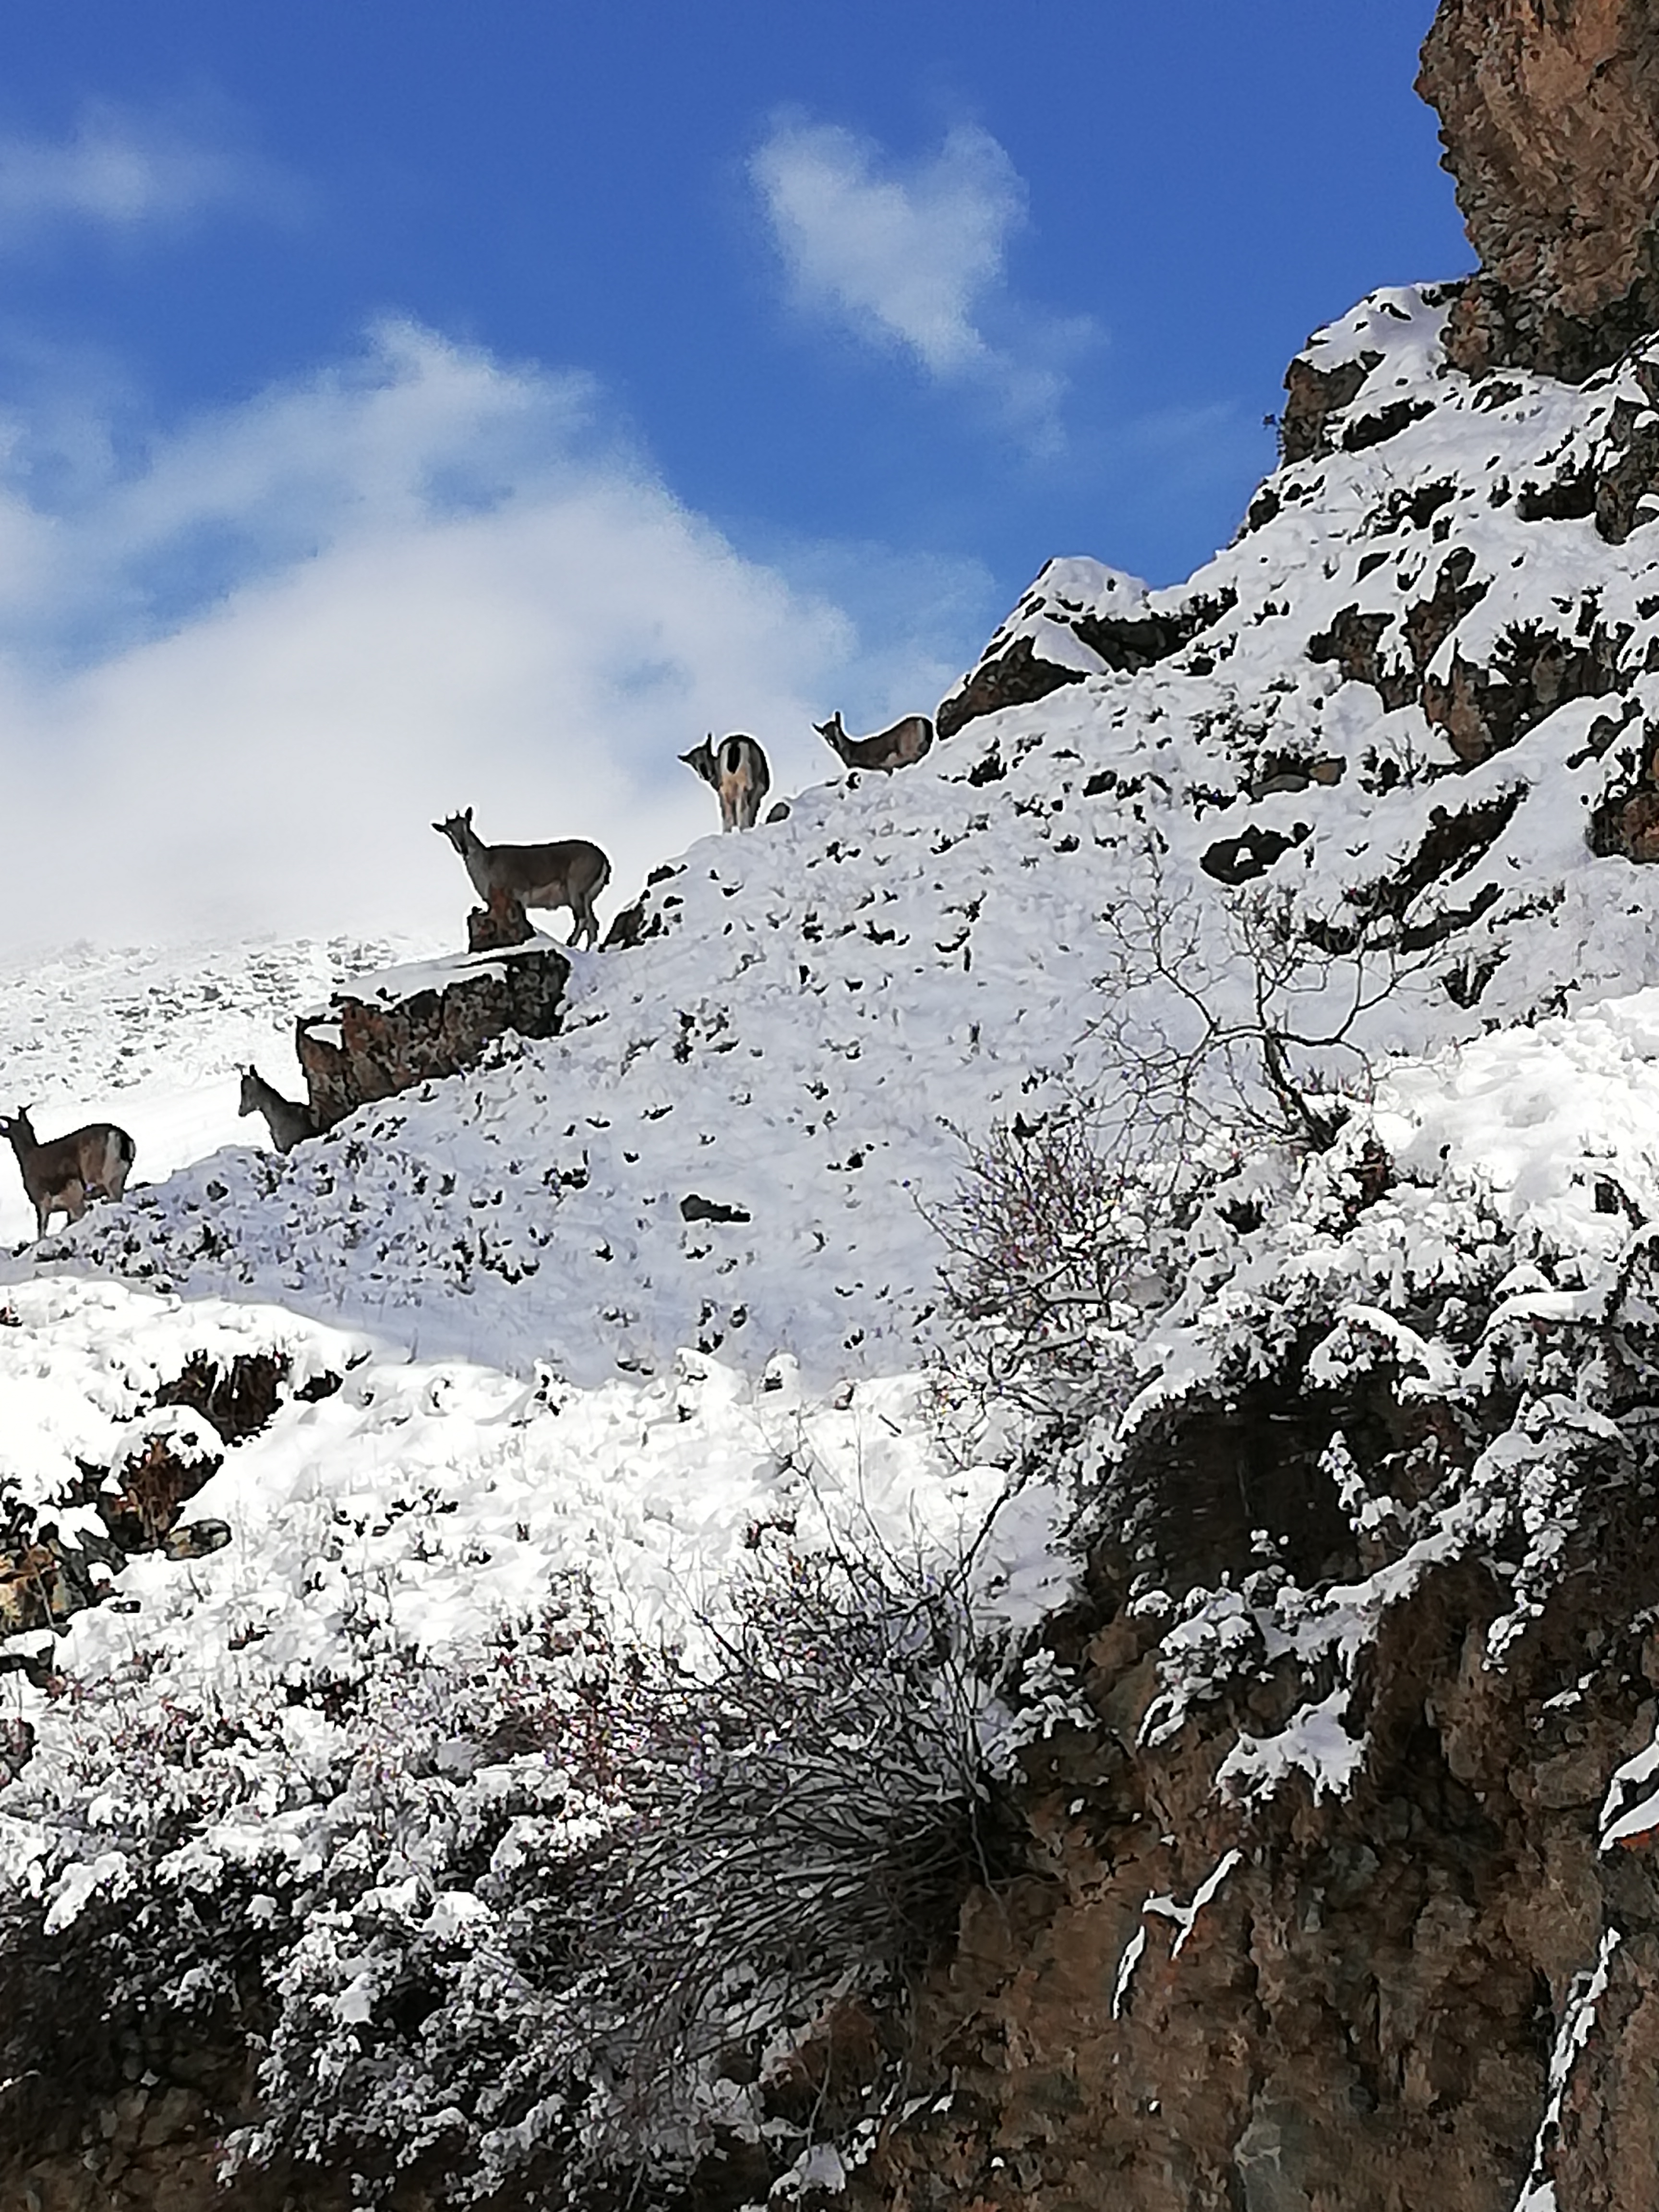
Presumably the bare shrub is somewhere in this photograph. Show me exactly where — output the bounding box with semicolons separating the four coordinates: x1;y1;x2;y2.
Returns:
3;1549;1001;2210
929;1107;1170;1422
932;867;1431;1422
577;1546;1000;2164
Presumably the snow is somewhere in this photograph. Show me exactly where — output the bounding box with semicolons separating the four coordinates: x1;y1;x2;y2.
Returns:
7;276;1659;2188
1113;1847;1243;2017
0;934;430;1245
1216;1689;1367;1805
1511;1931;1622;2212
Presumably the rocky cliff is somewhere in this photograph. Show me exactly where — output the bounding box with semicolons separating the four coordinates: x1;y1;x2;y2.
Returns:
1420;0;1659;379
854;1083;1659;2212
295;940;570;1131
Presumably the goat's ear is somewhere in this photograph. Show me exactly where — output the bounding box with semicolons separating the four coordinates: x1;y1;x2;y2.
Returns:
463;805;473;825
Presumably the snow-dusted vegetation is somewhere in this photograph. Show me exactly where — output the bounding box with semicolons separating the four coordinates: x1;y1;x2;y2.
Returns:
10;286;1659;2204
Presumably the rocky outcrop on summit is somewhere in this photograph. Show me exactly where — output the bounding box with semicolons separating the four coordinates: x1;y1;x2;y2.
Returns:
1419;0;1659;380
935;560;1229;740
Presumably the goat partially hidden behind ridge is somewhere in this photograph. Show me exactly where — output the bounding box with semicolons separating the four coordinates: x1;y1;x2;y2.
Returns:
239;1066;319;1154
812;709;934;775
433;807;611;950
0;1106;134;1238
680;733;772;830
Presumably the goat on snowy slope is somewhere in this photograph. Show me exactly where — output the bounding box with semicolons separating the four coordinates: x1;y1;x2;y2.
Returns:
680;733;772;831
0;1106;134;1238
239;1066;319;1154
812;709;934;775
433;808;611;950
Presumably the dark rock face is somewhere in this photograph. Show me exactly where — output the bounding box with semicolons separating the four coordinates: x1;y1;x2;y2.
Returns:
1199;824;1306;887
854;1355;1659;2212
296;942;571;1130
466;886;534;953
0;1354;320;1650
1280;349;1380;464
1591;783;1659;860
0;1424;228;1643
936;636;1087;741
1309;577;1629;770
1419;0;1659;380
936;586;1235;743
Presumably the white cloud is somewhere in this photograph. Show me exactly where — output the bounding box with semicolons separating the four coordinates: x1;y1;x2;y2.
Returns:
751;118;1091;446
0;104;294;247
0;324;977;949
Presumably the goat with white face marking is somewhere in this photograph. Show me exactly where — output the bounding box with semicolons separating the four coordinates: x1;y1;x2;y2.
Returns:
0;1107;135;1238
433;807;612;950
812;709;934;775
239;1066;319;1154
679;732;772;831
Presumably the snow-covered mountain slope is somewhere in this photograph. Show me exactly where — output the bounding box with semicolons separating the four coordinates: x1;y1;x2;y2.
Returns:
29;286;1659;1393
13;281;1659;2203
12;276;1659;1786
0;935;425;1243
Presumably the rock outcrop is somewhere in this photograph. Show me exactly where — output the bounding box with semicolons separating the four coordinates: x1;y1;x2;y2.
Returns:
935;559;1231;740
296;940;571;1130
852;1131;1659;2212
1419;0;1659;380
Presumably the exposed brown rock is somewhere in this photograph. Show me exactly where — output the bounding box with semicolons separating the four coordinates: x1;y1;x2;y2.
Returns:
603;864;681;951
936;636;1087;742
1310;579;1629;769
1280;349;1380;465
937;594;1236;742
0;1415;231;1642
153;1349;300;1443
1419;0;1659;379
1422;618;1627;765
1198;824;1307;888
1308;791;1520;956
1590;783;1659;859
91;1427;223;1557
852;1383;1659;2212
466;884;534;953
296;941;570;1131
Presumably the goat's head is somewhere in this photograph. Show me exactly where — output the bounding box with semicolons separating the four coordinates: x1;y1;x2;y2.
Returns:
679;735;719;785
237;1068;260;1116
0;1107;32;1144
433;807;473;853
812;711;846;743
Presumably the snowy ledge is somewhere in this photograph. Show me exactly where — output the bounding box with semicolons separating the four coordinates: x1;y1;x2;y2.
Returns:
296;938;572;1130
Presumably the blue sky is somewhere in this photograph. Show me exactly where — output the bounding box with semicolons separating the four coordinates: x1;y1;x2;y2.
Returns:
0;0;1467;944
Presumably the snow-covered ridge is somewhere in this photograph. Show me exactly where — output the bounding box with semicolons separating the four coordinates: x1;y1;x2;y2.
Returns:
31;284;1659;1390
10;279;1659;2199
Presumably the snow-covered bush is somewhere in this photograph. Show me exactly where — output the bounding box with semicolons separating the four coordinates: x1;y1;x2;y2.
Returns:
3;1549;1000;2207
931;869;1431;1422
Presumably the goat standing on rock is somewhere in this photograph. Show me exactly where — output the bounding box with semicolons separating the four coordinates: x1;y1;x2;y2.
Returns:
679;733;772;831
239;1066;319;1154
0;1107;134;1238
813;709;934;774
433;808;611;950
